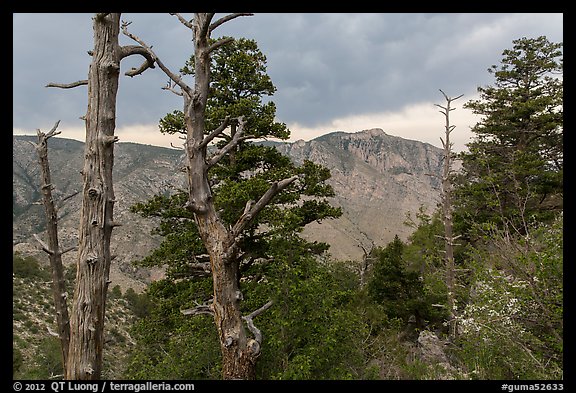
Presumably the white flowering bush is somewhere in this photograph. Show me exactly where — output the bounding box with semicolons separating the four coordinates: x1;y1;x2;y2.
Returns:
454;214;563;380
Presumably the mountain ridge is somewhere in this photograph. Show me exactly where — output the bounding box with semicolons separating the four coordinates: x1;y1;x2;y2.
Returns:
13;128;443;291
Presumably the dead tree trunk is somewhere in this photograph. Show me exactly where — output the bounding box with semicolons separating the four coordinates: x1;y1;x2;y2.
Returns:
358;235;375;289
123;13;295;380
65;13;122;379
435;89;463;340
29;120;73;372
47;13;154;379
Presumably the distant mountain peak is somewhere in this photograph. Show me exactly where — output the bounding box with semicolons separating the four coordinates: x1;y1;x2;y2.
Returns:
312;128;393;143
355;128;387;137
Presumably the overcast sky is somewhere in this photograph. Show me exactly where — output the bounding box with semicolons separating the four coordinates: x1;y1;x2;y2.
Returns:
13;13;563;152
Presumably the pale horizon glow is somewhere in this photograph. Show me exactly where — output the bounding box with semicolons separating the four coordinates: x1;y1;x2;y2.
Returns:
285;98;481;152
13;98;482;153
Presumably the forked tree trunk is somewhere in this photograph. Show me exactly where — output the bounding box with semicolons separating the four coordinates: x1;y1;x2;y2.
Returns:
195;209;258;379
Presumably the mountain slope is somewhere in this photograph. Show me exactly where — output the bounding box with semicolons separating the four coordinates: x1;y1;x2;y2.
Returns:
12;129;443;290
13;135;186;292
271;128;443;260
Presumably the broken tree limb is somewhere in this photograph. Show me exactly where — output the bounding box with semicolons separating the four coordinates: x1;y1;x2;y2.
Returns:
199;116;231;149
169;13;193;29
243;301;273;341
46;80;88;89
121;21;193;98
206;116;247;167
33;233;53;255
119;44;156;77
181;298;215;316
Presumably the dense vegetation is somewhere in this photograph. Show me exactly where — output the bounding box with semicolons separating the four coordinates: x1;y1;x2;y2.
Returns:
13;35;562;380
12;254;139;379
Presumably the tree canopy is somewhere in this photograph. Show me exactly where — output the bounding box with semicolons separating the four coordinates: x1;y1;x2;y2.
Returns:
129;34;342;379
454;36;563;238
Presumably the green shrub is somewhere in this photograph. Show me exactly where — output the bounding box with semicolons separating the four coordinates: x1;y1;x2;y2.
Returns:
13;253;51;280
13;346;23;377
14;336;63;380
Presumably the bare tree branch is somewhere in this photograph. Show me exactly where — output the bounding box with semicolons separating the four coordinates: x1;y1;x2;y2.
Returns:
162;80;184;97
121;20;193;97
199;117;230;149
209;13;253;33
46;80;88;89
181;298;214;316
242;200;254;215
170;13;193;29
242;300;274;344
232;176;299;237
206;117;247;167
61;245;78;255
207;37;235;54
43;120;62;139
242;300;273;355
34;233;53;255
120;45;156;77
60;190;80;204
439;89;464;103
244;300;273;322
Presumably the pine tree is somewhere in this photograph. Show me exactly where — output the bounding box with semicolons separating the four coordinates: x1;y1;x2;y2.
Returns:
454;36;563;238
128;28;341;379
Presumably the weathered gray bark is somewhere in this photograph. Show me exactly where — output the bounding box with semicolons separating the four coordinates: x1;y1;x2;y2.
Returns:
358;239;374;289
123;13;294;380
65;13;122;379
47;12;154;379
29;120;73;372
435;90;463;339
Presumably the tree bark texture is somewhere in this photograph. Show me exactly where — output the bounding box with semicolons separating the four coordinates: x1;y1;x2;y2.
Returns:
66;13;121;380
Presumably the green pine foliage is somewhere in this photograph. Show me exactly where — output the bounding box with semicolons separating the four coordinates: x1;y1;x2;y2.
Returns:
454;36;563;239
127;36;345;379
124;278;221;379
125;237;371;380
367;235;426;323
248;237;368;379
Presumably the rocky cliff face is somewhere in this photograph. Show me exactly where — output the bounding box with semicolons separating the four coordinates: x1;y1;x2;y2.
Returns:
12;129;443;290
272;128;443;260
